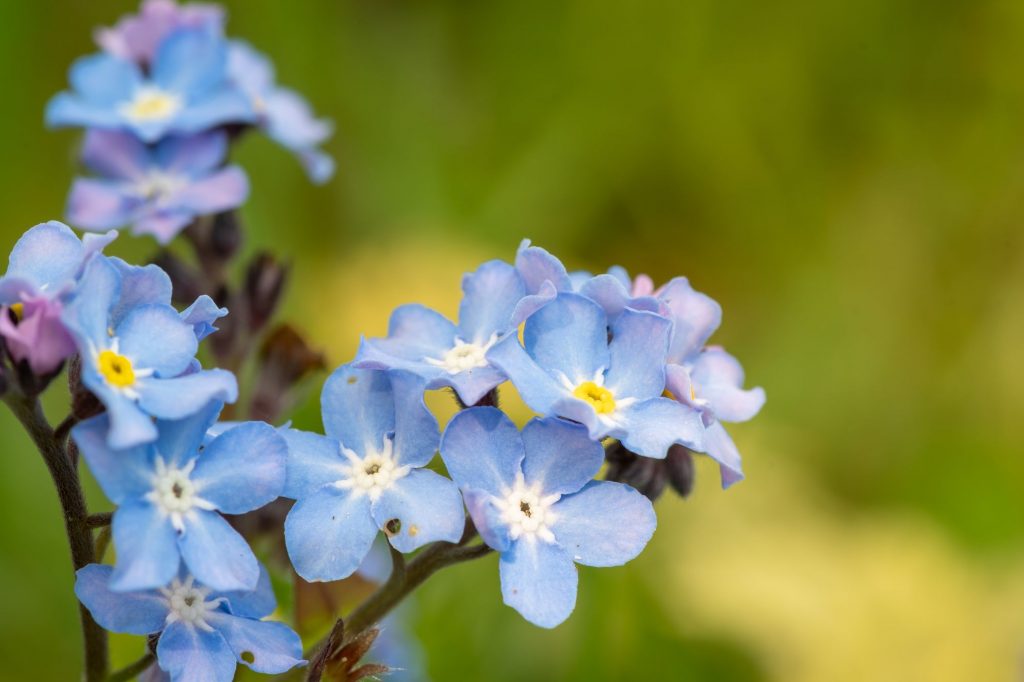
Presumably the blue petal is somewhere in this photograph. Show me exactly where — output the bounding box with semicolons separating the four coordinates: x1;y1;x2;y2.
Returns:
69;53;141;104
514;239;572;295
62;252;120;346
220;564;276;620
444;365;508;407
320;364;395;456
354;304;456;368
173;89;256;133
154;401;223;468
75;564;168;635
179;295;227;341
690;348;766;423
577;273;630;320
284;486;377;582
463;489;512;553
604;308;671;399
94;386;159;450
81;129;148;179
658;277;722;363
207;613;305;674
152;28;227;97
702;421;745;489
179;511;260;592
551;481;656;566
439;407;523;496
389;370;439;468
156;621;236;682
371;469;464;553
520;418;603;496
457;260;525;343
175;167;249;215
510;279;559;326
499;538;577;628
523;293;609;384
117;304;198;377
73;414;154;504
615;397;705;458
45;93;123;130
157;131;229;175
281;429;345;500
137;370;238;423
486;334;569;415
110;503;180;592
66;179;137;231
547;394;608;441
4;221;90;293
192;422;286;514
107;259;173;325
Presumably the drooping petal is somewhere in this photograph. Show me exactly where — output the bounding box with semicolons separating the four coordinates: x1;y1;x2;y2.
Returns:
81;129;148;179
110;503;180;592
207;613;305;675
192;422;286;514
523;293;609;385
73;414;154;504
156;621;237;682
690;348;766;423
220;565;276;620
178;510;260;592
137;369;238;422
551;481;656;567
284;486;377;582
389;370;439;469
320;363;395;456
604;308;671;400
614;397;705;459
657;277;722;363
116;304;198;377
702;421;745;489
457;260;525;344
439;407;523;496
520;418;603;496
486;335;569;415
75;564;168;635
371;469;464;553
66;179;137;231
281;429;345;500
174;167;249;215
499;538;577;629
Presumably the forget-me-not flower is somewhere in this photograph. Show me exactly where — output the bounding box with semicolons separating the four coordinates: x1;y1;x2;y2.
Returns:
0;221;115;374
62;256;237;448
75;563;303;681
72;401;286;592
227;40;334;184
47;28;254;143
488;292;713;465
67;129;249;244
283;364;464;582
95;0;225;66
440;408;656;628
354;260;526;406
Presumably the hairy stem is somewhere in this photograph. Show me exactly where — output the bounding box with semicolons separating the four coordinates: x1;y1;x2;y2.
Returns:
5;395;108;681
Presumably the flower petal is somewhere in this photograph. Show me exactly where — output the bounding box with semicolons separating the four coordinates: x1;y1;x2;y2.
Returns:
179;510;260;592
174;166;249;215
702;421;745;489
320;363;395;456
137;370;238;423
108;259;173;324
73;414;154;504
371;469;464;553
514;239;572;294
389;370;439;468
192;422;286;514
440;407;523;496
499;538;577;629
5;221;91;294
614;397;705;459
284;486;377;582
463;489;512;553
154;400;223;468
486;335;568;415
657;277;721;363
457;260;525;344
94;386;159;450
156;621;236;682
157;130;228;174
69;53;141;104
75;564;167;635
207;613;305;675
110;502;180;592
81;129;148;179
173;89;255;133
551;480;656;566
690;348;766;423
152;28;226;96
220;564;276;620
66;179;136;231
604;308;671;399
117;304;198;377
281;429;345;500
523;293;609;384
354;304;457;368
520;417;603;496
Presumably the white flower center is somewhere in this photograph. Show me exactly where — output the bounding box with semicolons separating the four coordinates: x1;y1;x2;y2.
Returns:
134;169;187;205
147;456;216;532
496;474;560;543
335;437;409;502
119;86;182;123
425;334;498;375
161;576;224;632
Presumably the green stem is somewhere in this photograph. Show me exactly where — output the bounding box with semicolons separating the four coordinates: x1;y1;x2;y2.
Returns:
5;394;108;681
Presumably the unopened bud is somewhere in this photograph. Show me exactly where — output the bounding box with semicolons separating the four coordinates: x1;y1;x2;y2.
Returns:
665;445;696;498
244;252;288;333
249;325;325;422
68;355;104;421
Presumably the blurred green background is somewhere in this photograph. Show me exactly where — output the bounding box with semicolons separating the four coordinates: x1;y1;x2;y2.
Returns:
2;0;1023;679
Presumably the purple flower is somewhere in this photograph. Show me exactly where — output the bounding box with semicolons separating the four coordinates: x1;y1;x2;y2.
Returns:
67;129;249;244
75;563;304;681
95;0;225;66
227;40;334;183
0;222;115;374
440;409;656;628
47;28;254;143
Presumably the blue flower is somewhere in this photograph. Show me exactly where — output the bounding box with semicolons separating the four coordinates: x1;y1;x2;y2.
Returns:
47;28;254;143
440;408;656;628
282;364;464;582
75;563;304;681
72;401;286;592
95;0;225;66
488;292;713;465
354;260;526;406
0;222;115;374
227;40;334;184
62;255;236;448
67;129;249;244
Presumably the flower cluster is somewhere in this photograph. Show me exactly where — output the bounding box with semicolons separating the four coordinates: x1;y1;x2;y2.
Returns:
47;0;332;244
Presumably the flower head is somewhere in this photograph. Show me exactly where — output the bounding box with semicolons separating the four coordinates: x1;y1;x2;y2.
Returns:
75;563;304;681
72;401;287;592
354;260;526;406
62;256;236;448
67;129;249;244
282;364;464;582
47;28;254;142
440;409;656;628
95;0;225;66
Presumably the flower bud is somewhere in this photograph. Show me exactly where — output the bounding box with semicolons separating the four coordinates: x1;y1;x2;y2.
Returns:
244;252;288;333
249;325;325;422
68;355;105;421
665;444;696;498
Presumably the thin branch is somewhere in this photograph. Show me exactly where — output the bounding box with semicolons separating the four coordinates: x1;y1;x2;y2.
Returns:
86;512;113;528
107;653;155;682
53;413;78;446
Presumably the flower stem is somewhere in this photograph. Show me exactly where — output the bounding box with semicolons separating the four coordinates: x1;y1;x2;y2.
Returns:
106;653;155;682
4;394;108;681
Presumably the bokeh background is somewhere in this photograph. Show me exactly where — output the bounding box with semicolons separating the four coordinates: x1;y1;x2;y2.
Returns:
1;0;1023;680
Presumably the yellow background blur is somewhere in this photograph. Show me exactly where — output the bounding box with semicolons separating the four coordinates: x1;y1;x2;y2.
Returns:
1;1;1023;680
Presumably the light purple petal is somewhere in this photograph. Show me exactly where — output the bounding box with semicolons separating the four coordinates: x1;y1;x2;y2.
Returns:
514;239;572;295
66;179;137;231
657;277;722;363
690;348;766;423
157;130;228;174
702;421;745;489
174;167;249;215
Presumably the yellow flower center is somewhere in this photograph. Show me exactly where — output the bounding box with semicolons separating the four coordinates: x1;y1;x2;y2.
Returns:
121;87;182;123
573;381;616;414
97;350;136;388
9;303;24;321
